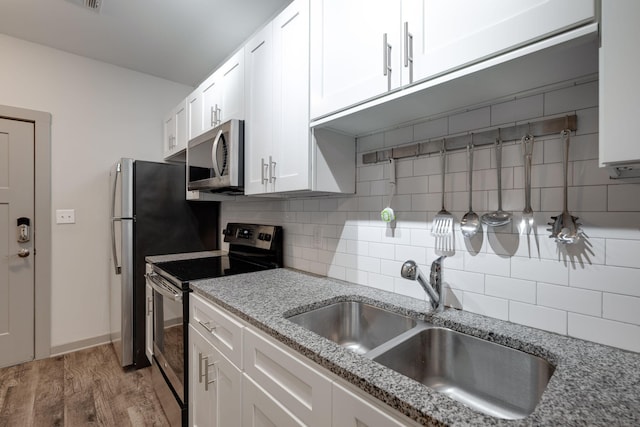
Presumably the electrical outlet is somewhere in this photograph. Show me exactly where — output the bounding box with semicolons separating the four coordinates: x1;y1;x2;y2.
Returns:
312;226;323;249
56;209;75;224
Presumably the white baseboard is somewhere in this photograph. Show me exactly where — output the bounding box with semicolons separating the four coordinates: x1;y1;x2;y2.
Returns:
50;333;112;357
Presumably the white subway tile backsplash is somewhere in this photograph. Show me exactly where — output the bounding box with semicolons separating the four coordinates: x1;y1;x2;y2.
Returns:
609;184;640;211
543;81;598;115
413;117;448;141
603;293;640;326
570;264;640;297
537;282;601;316
509;301;567;335
485;275;536;303
491;94;544;126
464;252;510;276
449;107;491;134
221;80;640;354
606;239;640;268
463;292;509;320
568;313;640;353
511;257;568;285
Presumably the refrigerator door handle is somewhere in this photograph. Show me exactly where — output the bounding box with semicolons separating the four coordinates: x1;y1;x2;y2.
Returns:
111;163;122;275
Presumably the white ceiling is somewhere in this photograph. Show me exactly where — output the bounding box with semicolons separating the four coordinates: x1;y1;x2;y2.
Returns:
0;0;292;87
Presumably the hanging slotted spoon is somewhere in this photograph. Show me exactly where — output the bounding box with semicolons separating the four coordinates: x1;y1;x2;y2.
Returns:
432;148;453;239
482;137;512;227
460;139;481;238
548;130;581;244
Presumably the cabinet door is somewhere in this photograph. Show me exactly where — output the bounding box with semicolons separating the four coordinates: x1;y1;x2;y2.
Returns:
201;72;222;134
189;326;242;427
272;0;311;193
187;88;203;141
244;23;274;195
145;282;153;363
407;0;594;83
332;382;407;427
310;0;401;119
174;99;188;153
163;112;175;158
599;0;640;167
243;328;332;427
219;49;245;123
242;375;304;427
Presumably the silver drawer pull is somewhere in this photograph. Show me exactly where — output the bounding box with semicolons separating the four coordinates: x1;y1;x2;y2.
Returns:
198;320;217;333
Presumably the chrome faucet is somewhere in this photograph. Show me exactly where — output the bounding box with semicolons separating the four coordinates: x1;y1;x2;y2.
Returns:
400;257;446;312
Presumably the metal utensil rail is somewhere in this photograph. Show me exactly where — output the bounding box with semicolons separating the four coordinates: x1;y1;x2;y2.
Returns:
361;115;577;164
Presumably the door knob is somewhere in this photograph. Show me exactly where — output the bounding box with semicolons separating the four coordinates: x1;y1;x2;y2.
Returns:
18;248;30;258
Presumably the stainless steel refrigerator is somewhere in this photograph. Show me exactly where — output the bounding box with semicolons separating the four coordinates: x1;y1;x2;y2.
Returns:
109;158;219;368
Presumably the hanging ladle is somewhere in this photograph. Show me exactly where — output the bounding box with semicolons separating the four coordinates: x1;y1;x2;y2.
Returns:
482;135;512;227
460;136;481;238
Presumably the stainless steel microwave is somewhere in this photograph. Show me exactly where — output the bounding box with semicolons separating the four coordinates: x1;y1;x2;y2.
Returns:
187;119;244;193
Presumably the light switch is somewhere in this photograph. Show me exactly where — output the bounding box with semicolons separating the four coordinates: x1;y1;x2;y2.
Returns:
56;209;75;224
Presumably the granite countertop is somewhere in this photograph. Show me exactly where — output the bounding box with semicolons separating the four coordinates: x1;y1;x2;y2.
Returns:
190;268;640;426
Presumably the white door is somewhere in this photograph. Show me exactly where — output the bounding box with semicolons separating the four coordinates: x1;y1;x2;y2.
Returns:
244;22;274;195
310;0;401;119
242;375;304;427
272;0;311;193
201;72;222;133
0;118;35;368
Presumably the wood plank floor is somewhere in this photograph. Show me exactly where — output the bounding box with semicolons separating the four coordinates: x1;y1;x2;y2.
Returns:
0;344;169;426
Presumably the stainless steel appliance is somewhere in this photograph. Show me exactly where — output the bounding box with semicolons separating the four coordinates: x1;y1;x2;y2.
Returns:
147;223;283;426
187;119;244;193
109;158;219;368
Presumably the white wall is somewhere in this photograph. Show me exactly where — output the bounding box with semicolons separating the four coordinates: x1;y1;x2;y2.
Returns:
222;78;640;354
0;34;192;349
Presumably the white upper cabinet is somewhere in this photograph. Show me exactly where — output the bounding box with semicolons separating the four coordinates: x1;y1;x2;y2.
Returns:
245;0;356;196
599;0;640;175
163;98;187;160
405;0;594;85
311;0;594;121
193;48;246;139
310;0;401;120
245;22;274;195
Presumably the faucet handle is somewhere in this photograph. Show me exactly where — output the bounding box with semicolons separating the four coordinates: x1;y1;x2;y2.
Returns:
430;256;445;292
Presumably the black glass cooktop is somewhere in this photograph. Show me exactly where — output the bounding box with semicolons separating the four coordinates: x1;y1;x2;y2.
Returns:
154;255;274;284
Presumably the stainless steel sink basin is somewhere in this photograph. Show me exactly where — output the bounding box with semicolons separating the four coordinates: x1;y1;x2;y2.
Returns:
287;301;417;354
372;327;555;419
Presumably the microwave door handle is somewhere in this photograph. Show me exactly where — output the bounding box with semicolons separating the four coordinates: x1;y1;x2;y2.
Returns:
110;164;122;275
211;129;224;178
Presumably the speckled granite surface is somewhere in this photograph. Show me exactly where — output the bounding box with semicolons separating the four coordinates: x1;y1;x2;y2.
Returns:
190;268;640;426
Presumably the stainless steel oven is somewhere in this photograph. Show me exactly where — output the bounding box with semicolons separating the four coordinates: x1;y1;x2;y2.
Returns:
147;223;283;427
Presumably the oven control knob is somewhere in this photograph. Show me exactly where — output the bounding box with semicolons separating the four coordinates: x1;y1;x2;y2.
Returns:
264;234;272;242
258;233;264;240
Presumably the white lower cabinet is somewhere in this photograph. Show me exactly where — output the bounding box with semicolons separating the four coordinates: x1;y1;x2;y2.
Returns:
189;325;242;427
332;382;407;427
189;294;419;427
242;374;305;427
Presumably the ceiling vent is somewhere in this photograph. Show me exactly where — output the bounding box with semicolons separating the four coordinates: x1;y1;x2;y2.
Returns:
67;0;103;13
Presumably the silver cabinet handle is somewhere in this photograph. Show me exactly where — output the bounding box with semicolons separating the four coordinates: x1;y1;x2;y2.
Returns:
199;353;218;391
210;105;216;127
404;22;414;84
198;320;216;333
261;158;269;184
216;105;222;126
383;33;392;91
18;248;30;258
269;156;276;184
146;296;152;316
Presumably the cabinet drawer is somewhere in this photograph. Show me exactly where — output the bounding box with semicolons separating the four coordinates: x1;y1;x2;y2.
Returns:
243;328;332;427
332;382;408;427
242;375;304;427
190;293;244;368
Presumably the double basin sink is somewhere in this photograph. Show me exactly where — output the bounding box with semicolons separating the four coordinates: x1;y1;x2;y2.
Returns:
287;301;554;420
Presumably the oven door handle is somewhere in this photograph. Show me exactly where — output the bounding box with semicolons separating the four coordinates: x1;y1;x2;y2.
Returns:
146;273;183;302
